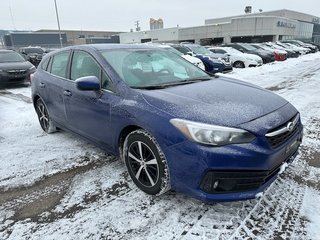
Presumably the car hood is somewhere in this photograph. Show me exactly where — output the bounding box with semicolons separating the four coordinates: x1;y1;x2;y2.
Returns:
140;77;288;127
0;61;32;71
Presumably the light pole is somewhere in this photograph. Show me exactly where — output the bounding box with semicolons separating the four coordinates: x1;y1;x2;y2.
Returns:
54;0;63;48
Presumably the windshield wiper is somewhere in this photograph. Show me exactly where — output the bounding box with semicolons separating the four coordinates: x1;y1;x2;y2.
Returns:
132;77;212;90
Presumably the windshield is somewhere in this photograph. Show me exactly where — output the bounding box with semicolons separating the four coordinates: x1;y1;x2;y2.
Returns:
101;48;210;88
186;45;212;55
23;48;44;54
239;43;258;51
0;52;25;63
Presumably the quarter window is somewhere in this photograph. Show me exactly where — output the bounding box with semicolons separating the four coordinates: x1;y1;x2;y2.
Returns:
50;51;70;78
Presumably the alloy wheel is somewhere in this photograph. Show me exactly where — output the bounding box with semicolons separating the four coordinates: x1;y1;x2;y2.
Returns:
128;140;159;187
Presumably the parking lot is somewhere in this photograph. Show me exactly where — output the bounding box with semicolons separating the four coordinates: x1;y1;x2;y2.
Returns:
1;52;320;239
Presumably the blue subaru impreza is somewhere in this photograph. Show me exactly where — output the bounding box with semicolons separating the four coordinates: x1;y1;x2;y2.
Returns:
31;44;303;202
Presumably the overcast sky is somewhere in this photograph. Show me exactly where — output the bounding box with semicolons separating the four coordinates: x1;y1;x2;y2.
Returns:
1;0;319;32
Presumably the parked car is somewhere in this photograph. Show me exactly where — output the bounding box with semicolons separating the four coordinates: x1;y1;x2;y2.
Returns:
181;43;233;73
223;43;275;63
276;42;309;55
19;47;45;67
208;47;263;68
158;44;205;70
264;42;299;58
281;40;318;53
0;49;36;87
171;44;229;74
31;44;303;202
251;43;287;61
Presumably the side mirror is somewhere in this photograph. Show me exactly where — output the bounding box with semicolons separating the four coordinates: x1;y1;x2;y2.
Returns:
76;76;100;91
239;49;244;53
186;51;193;56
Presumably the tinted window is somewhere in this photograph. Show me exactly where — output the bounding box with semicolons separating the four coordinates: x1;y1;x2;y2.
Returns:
21;48;44;54
214;49;227;54
50;51;70;78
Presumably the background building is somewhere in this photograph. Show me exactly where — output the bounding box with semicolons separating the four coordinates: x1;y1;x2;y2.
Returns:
150;18;164;30
120;9;320;45
3;29;122;49
4;32;67;49
36;29;122;46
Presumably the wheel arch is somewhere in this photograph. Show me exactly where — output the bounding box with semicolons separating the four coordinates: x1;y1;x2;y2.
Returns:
233;60;245;68
118;125;142;160
32;94;41;109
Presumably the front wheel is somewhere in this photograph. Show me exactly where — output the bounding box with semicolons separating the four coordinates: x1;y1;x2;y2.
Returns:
124;129;170;195
233;61;245;68
35;98;56;133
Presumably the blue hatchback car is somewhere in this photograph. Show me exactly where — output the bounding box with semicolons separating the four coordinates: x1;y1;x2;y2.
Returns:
31;44;303;202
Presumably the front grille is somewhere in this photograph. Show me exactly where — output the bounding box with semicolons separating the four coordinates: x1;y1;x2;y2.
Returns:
266;114;300;148
200;158;293;194
7;70;27;75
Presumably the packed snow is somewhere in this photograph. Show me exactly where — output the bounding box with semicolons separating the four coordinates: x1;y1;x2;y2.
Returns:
1;52;320;239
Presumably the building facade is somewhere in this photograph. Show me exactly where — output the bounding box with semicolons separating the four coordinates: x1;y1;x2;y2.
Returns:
3;29;123;49
150;18;164;30
120;9;320;45
4;32;67;49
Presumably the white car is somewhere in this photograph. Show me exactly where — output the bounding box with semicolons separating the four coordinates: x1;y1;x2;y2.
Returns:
141;43;205;70
208;47;263;68
276;42;309;55
161;45;205;70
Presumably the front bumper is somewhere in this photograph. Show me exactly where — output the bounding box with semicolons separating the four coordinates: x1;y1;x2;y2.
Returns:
0;71;30;85
163;109;303;202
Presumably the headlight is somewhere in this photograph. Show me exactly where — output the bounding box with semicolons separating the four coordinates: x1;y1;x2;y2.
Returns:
29;66;36;72
170;119;256;146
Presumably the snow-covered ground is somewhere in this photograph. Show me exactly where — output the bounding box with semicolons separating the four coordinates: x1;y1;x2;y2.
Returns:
1;53;320;239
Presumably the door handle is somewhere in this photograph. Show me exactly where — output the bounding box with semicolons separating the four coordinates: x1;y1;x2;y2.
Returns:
40;82;45;88
63;90;72;97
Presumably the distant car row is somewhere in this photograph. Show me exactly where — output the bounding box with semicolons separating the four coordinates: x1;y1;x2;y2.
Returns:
0;40;319;87
170;40;319;74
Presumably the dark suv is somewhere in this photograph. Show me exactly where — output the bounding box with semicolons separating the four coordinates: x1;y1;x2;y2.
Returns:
19;47;45;67
223;43;275;63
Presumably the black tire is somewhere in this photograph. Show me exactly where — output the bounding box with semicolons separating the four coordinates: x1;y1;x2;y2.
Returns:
123;129;170;195
35;98;56;133
233;61;245;68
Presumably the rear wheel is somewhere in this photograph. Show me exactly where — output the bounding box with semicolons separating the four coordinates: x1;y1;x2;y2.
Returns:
35;98;56;133
123;129;170;195
233;61;245;68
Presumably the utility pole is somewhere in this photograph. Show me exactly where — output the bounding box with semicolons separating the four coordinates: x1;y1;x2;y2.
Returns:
54;0;63;48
